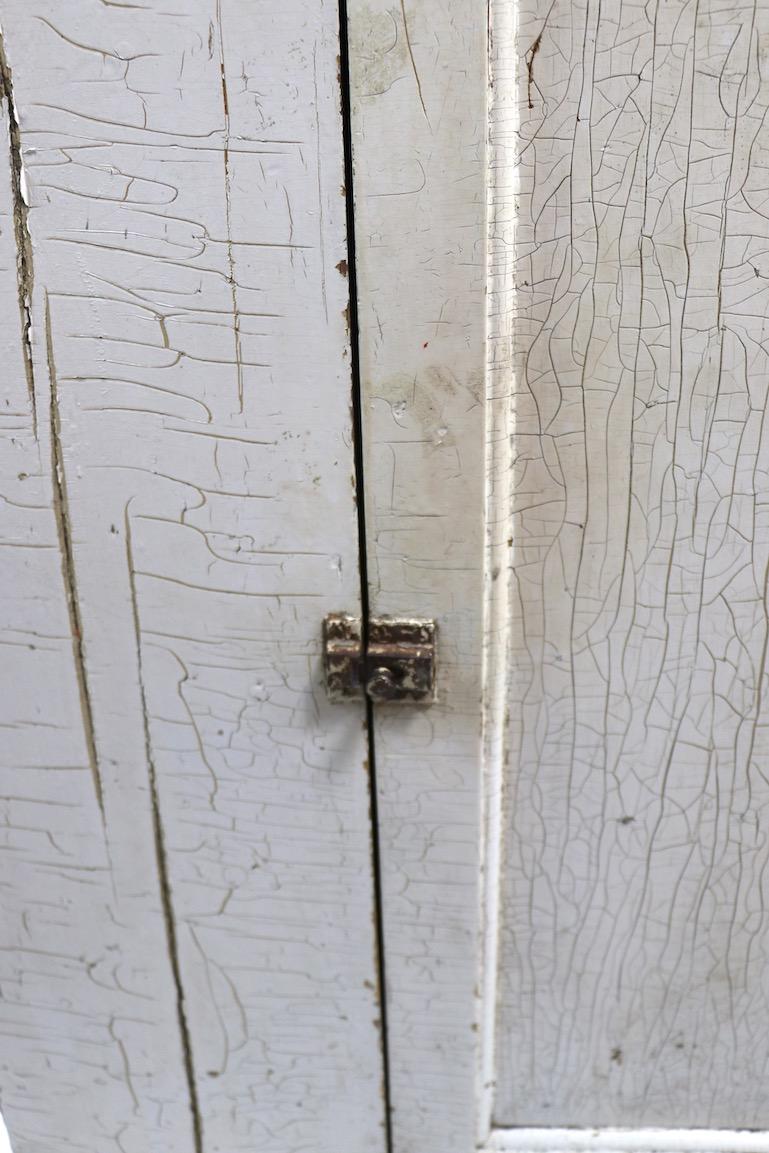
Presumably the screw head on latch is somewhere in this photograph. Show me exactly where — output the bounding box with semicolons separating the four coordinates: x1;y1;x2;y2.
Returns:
366;666;398;702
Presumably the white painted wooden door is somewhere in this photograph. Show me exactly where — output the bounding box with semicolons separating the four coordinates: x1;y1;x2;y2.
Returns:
4;1;769;1152
346;1;769;1152
0;4;386;1153
344;0;488;1151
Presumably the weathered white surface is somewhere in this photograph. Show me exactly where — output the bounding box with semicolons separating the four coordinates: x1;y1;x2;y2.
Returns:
480;0;517;1142
346;1;488;1150
487;1129;769;1153
0;4;385;1152
496;0;769;1131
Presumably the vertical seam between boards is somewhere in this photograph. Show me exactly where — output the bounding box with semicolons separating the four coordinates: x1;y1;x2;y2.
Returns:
336;4;395;1151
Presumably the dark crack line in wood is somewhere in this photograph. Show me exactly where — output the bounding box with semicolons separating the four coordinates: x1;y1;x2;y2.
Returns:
337;4;394;1150
44;295;104;820
125;508;204;1153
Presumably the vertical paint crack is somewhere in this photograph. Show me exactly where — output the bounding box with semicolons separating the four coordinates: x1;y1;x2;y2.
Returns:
124;509;204;1153
399;0;429;126
215;0;244;416
0;35;36;438
44;295;104;818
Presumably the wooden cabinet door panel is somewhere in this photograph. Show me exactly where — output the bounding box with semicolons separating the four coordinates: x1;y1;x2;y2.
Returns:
0;5;385;1152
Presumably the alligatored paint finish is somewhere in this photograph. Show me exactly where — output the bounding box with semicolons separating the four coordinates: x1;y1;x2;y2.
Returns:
0;4;385;1152
4;0;769;1150
495;0;769;1134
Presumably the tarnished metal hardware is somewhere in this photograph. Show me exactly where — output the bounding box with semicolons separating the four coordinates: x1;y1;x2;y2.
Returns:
323;614;436;703
323;614;363;700
365;617;436;703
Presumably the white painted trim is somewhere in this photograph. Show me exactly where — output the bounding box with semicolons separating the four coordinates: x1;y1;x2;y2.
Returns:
476;0;517;1141
485;1129;769;1153
0;1113;12;1153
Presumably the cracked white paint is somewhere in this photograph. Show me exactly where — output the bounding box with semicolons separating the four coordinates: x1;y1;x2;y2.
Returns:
0;4;385;1152
5;0;762;1147
494;0;769;1133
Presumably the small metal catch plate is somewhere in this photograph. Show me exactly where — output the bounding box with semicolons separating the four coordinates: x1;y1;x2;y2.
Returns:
323;614;436;703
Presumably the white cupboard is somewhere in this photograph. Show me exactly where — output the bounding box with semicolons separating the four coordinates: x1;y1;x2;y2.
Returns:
2;2;769;1152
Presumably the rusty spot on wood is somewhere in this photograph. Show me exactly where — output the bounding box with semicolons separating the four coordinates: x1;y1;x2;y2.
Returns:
336;258;348;277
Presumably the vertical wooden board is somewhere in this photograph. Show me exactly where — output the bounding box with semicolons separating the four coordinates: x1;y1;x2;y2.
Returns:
0;4;386;1152
0;30;198;1153
495;0;769;1130
346;1;488;1150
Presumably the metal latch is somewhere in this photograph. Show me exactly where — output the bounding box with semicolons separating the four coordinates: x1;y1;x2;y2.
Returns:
323;614;436;703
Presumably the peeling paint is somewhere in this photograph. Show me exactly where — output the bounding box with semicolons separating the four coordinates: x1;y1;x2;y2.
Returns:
0;34;35;438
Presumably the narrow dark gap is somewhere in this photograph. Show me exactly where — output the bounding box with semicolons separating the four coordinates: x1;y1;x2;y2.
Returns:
336;6;394;1152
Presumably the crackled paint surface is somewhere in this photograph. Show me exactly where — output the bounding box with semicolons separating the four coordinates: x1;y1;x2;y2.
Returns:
0;4;385;1152
496;0;769;1130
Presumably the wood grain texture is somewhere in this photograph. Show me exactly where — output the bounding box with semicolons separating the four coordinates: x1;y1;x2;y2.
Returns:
496;0;769;1130
0;4;385;1151
346;1;488;1150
